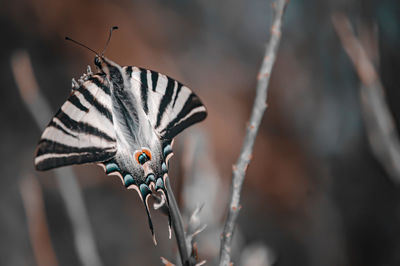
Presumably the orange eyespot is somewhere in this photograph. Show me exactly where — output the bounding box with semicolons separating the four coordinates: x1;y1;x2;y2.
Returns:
142;148;152;160
134;148;152;165
134;150;142;164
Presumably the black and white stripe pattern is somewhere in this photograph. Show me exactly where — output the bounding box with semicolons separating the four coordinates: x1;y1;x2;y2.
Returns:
35;63;206;171
125;67;207;140
34;53;207;243
35;75;117;170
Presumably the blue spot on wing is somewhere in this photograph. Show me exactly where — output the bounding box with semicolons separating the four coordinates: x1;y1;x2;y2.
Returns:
146;174;156;185
140;183;151;197
124;174;135;187
106;163;120;174
162;162;168;173
163;144;172;157
155;178;164;190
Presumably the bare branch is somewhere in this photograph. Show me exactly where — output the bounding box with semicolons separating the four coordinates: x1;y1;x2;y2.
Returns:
165;176;193;266
11;51;104;266
218;1;289;265
332;14;400;184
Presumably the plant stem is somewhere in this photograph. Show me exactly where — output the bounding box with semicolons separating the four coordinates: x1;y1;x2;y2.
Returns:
332;14;400;184
165;176;192;266
218;1;289;265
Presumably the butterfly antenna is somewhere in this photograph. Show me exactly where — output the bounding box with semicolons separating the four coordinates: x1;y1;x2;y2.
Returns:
101;26;119;56
65;37;99;55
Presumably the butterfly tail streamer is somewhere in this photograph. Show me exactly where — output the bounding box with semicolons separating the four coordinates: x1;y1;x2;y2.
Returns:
167;204;172;240
145;196;157;246
140;184;157;245
162;184;173;239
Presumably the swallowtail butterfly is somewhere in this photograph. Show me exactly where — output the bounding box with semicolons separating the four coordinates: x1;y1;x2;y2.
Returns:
34;27;207;243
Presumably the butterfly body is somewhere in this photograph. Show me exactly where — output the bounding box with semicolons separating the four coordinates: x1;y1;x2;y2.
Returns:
35;55;207;241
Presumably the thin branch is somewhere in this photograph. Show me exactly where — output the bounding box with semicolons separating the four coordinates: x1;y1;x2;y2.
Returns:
11;50;104;266
165;176;193;266
219;1;289;265
332;14;400;184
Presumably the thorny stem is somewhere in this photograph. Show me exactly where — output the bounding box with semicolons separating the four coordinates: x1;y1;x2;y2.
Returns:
218;1;289;265
165;176;192;266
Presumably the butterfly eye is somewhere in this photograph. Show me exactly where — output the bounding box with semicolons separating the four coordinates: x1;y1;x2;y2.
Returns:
94;56;101;67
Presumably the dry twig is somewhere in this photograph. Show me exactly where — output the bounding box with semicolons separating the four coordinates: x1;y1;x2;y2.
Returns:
332;14;400;183
164;176;193;266
218;1;289;265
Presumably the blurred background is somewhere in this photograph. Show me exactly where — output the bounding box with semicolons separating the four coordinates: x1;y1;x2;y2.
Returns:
1;0;400;265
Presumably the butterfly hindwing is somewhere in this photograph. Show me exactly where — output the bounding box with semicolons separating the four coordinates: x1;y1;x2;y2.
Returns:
35;75;117;170
34;54;207;244
125;67;207;140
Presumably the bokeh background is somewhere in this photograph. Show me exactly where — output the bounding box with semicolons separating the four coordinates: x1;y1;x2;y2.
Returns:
1;0;400;265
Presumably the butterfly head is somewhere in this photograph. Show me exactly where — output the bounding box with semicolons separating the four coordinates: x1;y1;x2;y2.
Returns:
94;55;113;69
93;55;121;77
94;55;102;69
94;55;108;72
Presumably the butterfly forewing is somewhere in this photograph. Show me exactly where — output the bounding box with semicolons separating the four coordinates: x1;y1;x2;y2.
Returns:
126;67;207;140
35;75;117;170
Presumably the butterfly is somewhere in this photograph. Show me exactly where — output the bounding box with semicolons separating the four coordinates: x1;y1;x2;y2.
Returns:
34;27;207;244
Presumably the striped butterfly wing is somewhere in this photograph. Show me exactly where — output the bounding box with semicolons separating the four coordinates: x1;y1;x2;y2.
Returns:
126;67;207;140
35;75;117;170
